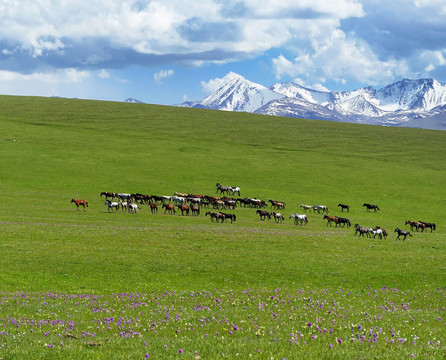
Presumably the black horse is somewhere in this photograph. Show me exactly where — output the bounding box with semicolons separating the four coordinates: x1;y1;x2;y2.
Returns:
220;212;236;223
394;228;412;240
419;221;436;232
256;210;271;221
337;204;350;212
363;203;380;212
337;217;351;227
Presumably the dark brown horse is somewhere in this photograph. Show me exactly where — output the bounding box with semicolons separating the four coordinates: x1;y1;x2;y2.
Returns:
71;198;88;211
148;202;158;214
395;228;412;240
100;192;115;200
323;215;338;226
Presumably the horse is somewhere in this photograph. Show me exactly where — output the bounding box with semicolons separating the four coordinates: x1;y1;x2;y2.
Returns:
269;200;286;209
105;199;120;212
289;213;308;225
190;204;200;216
205;211;225;223
127;203;139;213
148;202;158;214
229;186;241;196
100;192;115;200
313;205;329;214
71;198;88;211
405;220;426;232
177;204;190;216
336;217;351;227
220;212;236;223
300;204;313;212
419;221;436;232
363;203;380;212
337;204;350;212
256;209;271;221
323;215;338;226
370;228;384;239
116;193;132;202
271;212;284;223
162;203;176;215
354;224;370;238
395;228;412;240
216;183;230;194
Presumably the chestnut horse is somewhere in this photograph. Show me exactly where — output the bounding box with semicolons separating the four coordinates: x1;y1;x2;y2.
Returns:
71;198;88;211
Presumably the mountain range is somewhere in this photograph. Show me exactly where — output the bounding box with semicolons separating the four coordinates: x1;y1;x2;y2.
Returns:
177;73;446;130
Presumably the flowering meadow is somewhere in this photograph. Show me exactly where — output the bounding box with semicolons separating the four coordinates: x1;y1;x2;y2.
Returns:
0;286;444;359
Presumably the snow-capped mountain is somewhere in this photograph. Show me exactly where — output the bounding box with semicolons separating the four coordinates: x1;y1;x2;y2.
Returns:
124;98;144;103
180;74;446;130
194;73;283;112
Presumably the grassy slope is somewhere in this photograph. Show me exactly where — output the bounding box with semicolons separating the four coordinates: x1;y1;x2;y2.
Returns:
0;95;445;294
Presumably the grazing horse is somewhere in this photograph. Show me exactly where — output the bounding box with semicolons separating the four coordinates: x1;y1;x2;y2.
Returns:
419;221;436;232
300;204;313;212
148;202;158;214
395;228;412;240
105;199;120;212
336;217;351;227
177;204;190;216
162;203;176;215
271;212;284;223
363;203;380;212
323;215;338;226
71;198;88;211
289;213;309;225
337;204;350;212
354;224;370;238
100;192;115;200
256;209;271;221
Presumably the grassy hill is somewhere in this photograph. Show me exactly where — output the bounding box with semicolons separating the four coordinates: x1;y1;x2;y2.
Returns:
0;95;445;358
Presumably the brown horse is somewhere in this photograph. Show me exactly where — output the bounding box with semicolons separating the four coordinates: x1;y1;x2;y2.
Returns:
190;205;200;216
162;203;176;215
71;198;88;211
405;220;426;232
323;215;338;226
148;202;158;214
177;204;190;216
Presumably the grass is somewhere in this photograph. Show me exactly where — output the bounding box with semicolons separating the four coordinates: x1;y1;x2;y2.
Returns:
0;95;445;358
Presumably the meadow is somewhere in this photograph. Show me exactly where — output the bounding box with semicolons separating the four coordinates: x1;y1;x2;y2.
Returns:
0;95;445;359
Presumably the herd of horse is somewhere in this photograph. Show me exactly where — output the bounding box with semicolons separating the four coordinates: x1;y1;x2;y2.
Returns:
69;186;437;239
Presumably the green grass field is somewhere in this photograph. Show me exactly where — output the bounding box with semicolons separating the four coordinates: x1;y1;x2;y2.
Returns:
0;95;445;359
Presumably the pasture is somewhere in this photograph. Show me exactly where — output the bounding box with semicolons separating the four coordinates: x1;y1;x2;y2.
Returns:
0;95;445;358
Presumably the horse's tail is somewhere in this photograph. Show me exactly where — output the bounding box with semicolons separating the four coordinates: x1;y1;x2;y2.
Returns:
233;214;237;222
86;202;88;207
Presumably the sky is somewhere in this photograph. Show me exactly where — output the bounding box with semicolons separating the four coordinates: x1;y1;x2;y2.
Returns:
1;0;446;105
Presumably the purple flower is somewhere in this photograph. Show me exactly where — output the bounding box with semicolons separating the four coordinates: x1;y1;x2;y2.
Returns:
329;344;333;349
145;354;150;358
307;322;312;327
178;348;183;354
337;338;342;344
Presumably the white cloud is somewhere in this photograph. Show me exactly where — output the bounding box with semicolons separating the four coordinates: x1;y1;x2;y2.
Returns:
0;68;90;83
98;69;110;79
200;71;241;93
154;69;174;83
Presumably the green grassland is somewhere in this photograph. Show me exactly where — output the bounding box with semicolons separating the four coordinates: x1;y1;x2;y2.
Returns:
0;95;445;359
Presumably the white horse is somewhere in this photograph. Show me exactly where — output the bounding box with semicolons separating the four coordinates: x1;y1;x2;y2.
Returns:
313;205;329;214
371;228;384;239
289;213;309;225
300;204;313;212
172;196;186;205
229;186;241;196
127;203;139;213
105;199;120;212
116;193;132;202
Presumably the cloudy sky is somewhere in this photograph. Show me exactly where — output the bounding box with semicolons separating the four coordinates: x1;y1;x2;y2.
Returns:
1;0;445;104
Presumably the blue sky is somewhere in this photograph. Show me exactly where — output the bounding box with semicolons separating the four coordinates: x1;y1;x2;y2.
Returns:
1;0;446;105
